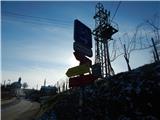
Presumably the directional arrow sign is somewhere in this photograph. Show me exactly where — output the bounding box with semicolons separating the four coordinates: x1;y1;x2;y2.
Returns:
74;51;92;66
69;74;98;87
66;64;90;77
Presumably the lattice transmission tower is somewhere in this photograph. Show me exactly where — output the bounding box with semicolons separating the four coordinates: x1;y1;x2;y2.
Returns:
93;3;118;77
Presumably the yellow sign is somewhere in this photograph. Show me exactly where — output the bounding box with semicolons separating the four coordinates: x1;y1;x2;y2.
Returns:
66;64;90;77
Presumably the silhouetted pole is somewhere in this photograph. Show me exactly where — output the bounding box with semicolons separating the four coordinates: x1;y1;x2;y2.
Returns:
124;44;131;71
153;50;157;62
44;79;46;86
152;38;159;62
36;84;38;90
4;80;6;87
78;86;84;120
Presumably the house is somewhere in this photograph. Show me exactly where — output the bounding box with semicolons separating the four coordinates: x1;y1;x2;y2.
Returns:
10;77;22;97
40;85;57;96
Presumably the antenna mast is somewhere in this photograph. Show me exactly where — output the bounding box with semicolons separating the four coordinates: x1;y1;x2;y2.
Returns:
93;3;118;77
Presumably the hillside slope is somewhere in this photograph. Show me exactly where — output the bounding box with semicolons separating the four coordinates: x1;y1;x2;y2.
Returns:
38;62;160;120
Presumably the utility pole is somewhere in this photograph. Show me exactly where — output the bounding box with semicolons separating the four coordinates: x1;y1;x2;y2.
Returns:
123;44;131;71
44;79;46;86
36;84;38;90
152;37;159;62
93;3;118;77
4;80;6;87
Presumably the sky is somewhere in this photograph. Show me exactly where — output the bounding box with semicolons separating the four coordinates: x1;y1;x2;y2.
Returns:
1;1;160;89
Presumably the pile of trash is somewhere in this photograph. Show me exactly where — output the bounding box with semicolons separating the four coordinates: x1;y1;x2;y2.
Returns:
38;62;160;120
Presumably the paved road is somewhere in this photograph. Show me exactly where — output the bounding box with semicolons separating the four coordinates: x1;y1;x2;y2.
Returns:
1;98;21;109
1;99;40;120
1;97;17;105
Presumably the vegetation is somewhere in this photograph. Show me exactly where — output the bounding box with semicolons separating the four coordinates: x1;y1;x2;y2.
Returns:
37;62;160;120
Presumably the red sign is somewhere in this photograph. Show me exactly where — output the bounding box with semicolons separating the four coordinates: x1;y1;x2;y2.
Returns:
74;52;92;66
69;74;98;87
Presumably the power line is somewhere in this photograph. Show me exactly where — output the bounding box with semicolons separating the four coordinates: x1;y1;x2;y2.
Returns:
111;1;121;21
3;15;70;26
2;11;73;28
2;16;72;28
2;11;72;25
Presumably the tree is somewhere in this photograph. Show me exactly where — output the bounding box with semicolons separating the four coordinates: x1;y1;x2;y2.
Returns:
137;13;160;62
22;82;28;89
109;24;144;71
118;33;136;71
108;13;160;72
145;14;160;61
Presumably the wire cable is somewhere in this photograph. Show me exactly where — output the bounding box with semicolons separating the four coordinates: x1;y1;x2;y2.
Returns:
111;1;121;21
2;11;72;25
2;15;72;28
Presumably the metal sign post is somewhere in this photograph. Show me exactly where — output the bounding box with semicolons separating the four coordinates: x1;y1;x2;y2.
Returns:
66;19;98;119
74;19;93;120
78;75;84;120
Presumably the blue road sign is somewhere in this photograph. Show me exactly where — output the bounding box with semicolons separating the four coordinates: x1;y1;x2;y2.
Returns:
73;42;93;57
74;19;92;48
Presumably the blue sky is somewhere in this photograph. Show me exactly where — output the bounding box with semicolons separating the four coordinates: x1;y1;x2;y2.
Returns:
1;1;160;89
